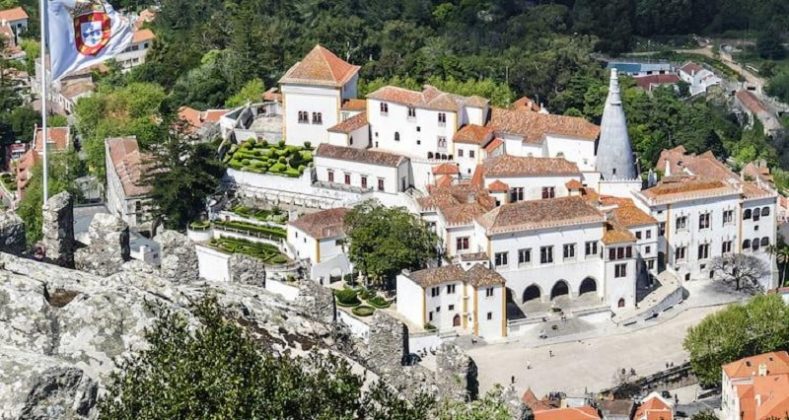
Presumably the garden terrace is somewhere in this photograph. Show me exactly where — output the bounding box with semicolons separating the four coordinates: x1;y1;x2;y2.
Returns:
231;205;289;224
213;220;287;240
209;237;289;265
224;140;313;177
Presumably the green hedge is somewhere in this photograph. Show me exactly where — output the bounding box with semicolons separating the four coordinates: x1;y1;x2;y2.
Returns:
358;288;375;301
335;289;360;307
225;141;313;177
367;296;391;309
214;220;286;239
210;237;288;264
352;306;375;317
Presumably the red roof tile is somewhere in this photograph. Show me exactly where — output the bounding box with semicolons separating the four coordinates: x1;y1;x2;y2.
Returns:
132;29;155;44
489;107;600;143
33;127;70;153
316;144;405;167
736;90;769;115
487;180;510;192
534;406;600;420
341;99;367;111
634;74;680;91
478;196;604;234
723;351;789;379
454;124;494;145
328;112;368;133
432;162;459;175
482;154;580;177
0;7;27;22
106;137;152;198
367;85;472;112
289;208;349;240
680;62;703;75
279;45;360;88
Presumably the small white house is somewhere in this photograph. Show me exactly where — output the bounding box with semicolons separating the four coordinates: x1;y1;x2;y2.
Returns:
314;143;411;194
105;137;152;230
0;7;28;36
678;62;721;96
287;207;351;282
396;263;507;338
115;29;155;70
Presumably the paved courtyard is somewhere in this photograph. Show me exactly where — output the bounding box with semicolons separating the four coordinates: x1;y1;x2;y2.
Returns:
466;304;728;398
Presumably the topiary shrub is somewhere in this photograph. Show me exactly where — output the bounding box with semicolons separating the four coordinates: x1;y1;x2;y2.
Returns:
335;289;360;307
358;288;375;300
278;140;286;148
352;305;375;317
367;296;391;309
269;163;286;173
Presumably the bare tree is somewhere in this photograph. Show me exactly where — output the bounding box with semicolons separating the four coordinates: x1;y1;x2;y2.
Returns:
711;254;769;293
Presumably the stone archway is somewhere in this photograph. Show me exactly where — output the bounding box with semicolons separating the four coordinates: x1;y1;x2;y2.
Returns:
550;280;570;300
579;277;597;296
522;285;541;303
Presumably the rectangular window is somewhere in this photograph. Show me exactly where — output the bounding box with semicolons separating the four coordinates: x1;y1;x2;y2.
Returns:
659;222;666;236
487;312;493;320
436;306;440;313
585;241;598;256
698;244;710;260
298;111;309;124
437;136;447;148
563;243;576;260
541;187;556;199
609;248;616;260
431;287;439;297
646;230;652;239
458;149;464;157
456;237;469;251
722;240;732;254
615;263;627;278
380;102;388;115
626;246;632;258
675;216;687;231
448;304;455;311
518;248;531;265
699;213;710;230
540;246;553;264
327;170;334;183
510;187;524;202
723;210;734;225
469;150;475;158
485;287;494;297
754;211;761;222
648;259;655;269
645;245;651;255
407;107;416;118
344;173;351;185
675;246;686;261
429;312;433;321
447;284;456;294
495;252;509;267
438;112;447;125
361;176;367;189
312;112;323;125
377;179;384;192
617;247;624;259
635;231;642;240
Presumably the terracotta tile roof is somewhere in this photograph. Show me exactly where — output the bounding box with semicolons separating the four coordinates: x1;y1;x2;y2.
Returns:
328;112;368;133
522;389;557;411
279;45;360;88
634;74;680;90
534;406;600;420
723;351;789;379
598;399;634;417
0;7;27;22
489;107;600;143
602;223;637;245
656;146;736;181
177;106;227;134
742;161;773;184
634;394;673;420
435;174;454;188
478;196;604;235
418;184;496;226
737;90;769;115
484;138;504;153
737;384;756;420
106;137;152;198
442;202;490;225
460;252;488;262
680;62;703;75
454;124;494;145
605;198;657;227
487;180;510;192
262;87;282;102
407;264;504;288
33;127;70;153
341;99;367;111
753;373;789;420
289;208;349;240
465;95;490;108
432;162;459;175
566;179;583;190
132;29;155;44
641;177;739;204
742;181;774;200
481;154;580;177
315;144;405;167
512;96;542;112
367;85;472;112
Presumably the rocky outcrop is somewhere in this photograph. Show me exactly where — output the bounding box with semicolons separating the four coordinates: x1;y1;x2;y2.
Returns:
366;311;408;375
41;192;74;268
229;253;266;286
436;342;479;401
296;280;335;324
157;230;199;282
75;214;130;276
0;210;25;255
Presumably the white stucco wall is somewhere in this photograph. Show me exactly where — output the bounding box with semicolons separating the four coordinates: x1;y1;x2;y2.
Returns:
314;155;407;193
396;274;425;327
282;84;341;146
196;245;231;282
473;285;505;338
367;99;458;159
545;135;597;171
485;174;582;202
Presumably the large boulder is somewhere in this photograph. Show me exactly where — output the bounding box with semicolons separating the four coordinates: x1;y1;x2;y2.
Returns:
229;253;266;286
296;280;335;324
156;230;198;282
75;214;130;276
0;210;25;255
41;192;74;268
435;342;479;401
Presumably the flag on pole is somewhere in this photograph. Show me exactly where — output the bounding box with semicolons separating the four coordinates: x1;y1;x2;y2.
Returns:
47;0;134;81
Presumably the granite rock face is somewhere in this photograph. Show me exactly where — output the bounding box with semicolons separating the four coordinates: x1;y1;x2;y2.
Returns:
296;280;335;324
0;210;25;255
157;230;199;282
229;253;267;286
435;342;479;401
75;214;131;276
41;192;74;268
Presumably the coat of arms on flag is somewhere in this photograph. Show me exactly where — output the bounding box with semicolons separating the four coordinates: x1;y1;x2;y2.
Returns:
47;0;134;81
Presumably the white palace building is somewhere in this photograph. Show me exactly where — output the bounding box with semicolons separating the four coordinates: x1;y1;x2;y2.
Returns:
223;45;778;340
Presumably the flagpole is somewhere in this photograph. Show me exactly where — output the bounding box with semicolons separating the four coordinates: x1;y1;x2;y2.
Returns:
39;0;48;203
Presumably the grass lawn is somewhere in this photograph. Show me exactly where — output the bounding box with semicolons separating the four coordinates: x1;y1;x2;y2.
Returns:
224;139;313;177
210;237;289;265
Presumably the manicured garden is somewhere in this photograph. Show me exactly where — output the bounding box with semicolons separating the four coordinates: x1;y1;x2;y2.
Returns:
224;139;313;177
209;237;289;265
213;220;286;239
232;205;288;224
333;286;392;317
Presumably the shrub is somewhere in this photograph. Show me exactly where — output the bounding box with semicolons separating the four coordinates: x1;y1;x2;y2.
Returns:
278;140;286;148
368;296;391;309
352;306;375;317
259;140;268;147
335;289;360;307
278;156;287;164
358;288;375;300
284;168;300;177
304;141;312;149
269;163;286;173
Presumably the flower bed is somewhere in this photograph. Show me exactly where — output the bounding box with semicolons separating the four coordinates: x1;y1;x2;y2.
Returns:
214;220;286;239
232;205;289;224
224;140;313;177
352;305;375;317
209;237;288;265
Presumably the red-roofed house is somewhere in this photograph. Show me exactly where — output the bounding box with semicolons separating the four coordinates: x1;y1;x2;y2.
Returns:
634;392;673;420
678;62;721;96
105;137;153;228
633;74;680;93
279;45;361;147
286;207;352;282
15;126;70;199
722;351;789;420
115;29;155;69
0;7;28;36
177;106;227;140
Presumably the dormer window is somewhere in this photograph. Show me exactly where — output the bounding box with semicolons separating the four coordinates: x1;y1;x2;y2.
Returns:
380;102;389;115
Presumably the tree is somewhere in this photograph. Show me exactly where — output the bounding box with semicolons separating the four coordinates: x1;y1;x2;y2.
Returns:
683;295;789;387
345;200;439;288
225;78;265;108
756;27;786;60
767;241;789;287
710;254;769;293
691;411;719;420
99;294;513;419
141;132;224;231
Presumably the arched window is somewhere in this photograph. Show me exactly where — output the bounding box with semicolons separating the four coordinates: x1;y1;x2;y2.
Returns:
743;239;751;249
761;237;769;247
762;207;770;217
744;209;752;219
427;152;434;159
394;132;400;141
618;298;626;308
753;238;760;251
